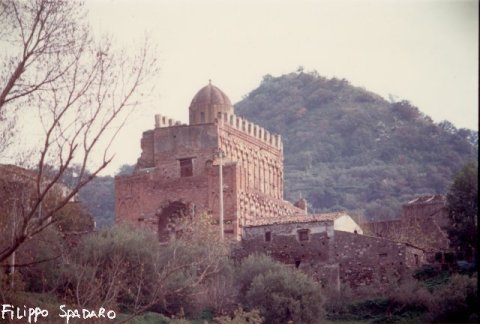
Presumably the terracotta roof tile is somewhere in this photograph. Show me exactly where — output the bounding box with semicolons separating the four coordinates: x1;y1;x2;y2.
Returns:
244;213;335;227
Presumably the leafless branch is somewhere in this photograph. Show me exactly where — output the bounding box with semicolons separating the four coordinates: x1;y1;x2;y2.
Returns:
0;0;158;263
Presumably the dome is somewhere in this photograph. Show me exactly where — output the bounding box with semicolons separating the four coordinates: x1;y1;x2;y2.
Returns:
189;81;234;125
190;82;232;107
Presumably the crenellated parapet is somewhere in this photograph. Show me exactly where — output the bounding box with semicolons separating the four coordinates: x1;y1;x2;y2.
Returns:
155;114;185;128
216;115;283;151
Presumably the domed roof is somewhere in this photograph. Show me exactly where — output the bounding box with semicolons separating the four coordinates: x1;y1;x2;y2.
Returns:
190;81;232;108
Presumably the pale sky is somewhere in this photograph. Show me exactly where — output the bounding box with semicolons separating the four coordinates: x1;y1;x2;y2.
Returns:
10;0;479;175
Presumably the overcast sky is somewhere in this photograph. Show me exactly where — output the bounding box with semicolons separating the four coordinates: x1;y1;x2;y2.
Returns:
83;0;478;174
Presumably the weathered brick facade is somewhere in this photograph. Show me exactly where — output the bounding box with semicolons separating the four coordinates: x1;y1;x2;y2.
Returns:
115;83;304;240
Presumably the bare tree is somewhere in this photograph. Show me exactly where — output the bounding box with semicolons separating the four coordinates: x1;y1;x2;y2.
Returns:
0;0;158;263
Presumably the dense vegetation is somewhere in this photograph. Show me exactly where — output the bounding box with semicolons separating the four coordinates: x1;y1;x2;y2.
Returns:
1;215;328;323
3;217;477;323
235;70;478;220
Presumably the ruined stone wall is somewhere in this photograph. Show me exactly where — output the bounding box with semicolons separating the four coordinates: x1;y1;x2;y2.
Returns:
333;231;425;288
240;221;339;290
137;124;219;176
362;196;450;254
116;171;209;227
238;224;428;290
401;199;450;252
361;220;402;239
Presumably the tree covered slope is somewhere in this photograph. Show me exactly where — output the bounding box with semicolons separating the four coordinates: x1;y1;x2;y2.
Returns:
235;71;478;220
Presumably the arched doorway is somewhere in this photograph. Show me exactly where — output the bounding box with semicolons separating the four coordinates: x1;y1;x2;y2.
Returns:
156;200;192;241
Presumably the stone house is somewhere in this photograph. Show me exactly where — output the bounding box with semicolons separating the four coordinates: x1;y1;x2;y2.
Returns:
363;195;451;264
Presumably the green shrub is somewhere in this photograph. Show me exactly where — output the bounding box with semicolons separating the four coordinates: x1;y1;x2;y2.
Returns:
427;274;478;323
413;265;451;291
244;265;324;323
236;254;284;299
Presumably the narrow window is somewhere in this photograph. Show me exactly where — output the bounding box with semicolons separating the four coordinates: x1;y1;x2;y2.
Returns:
217;112;222;120
298;229;309;241
414;254;419;266
295;260;301;268
179;158;193;177
200;112;205;123
265;231;272;242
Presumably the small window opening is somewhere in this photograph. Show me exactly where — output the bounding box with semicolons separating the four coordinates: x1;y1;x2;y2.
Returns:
180;158;193;177
217;112;222;120
295;260;301;268
200;112;205;123
379;253;387;258
298;229;309;241
414;254;419;266
265;231;272;242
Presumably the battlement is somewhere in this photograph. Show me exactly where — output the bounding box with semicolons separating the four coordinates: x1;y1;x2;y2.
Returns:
155;114;185;128
216;115;283;151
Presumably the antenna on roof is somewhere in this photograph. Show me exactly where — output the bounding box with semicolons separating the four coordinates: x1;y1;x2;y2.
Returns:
208;79;212;85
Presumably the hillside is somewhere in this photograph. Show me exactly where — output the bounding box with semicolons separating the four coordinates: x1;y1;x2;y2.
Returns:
235;70;478;221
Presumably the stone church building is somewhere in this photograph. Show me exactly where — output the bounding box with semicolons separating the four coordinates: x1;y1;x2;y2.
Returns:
115;82;425;289
115;81;321;239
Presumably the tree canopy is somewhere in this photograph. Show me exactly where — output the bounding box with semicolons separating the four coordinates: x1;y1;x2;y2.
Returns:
235;71;478;221
446;161;478;261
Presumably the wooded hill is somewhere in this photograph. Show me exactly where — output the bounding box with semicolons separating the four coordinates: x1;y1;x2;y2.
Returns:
235;70;478;221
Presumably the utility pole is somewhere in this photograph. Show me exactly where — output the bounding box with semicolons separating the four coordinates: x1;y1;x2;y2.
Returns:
216;148;225;240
